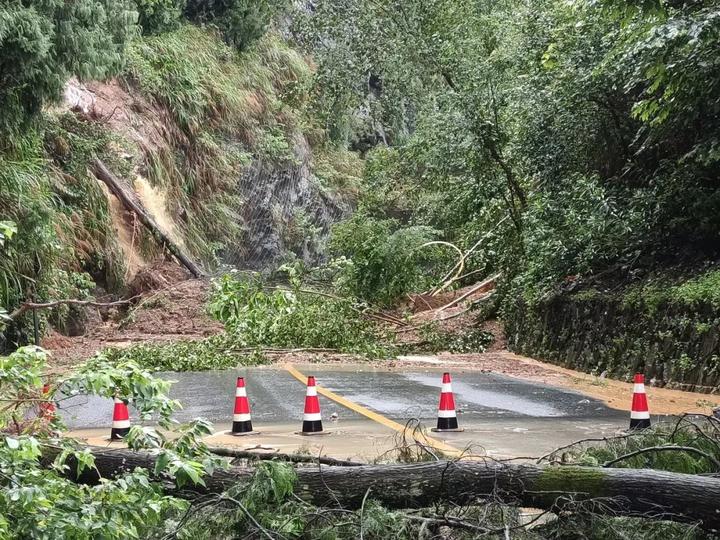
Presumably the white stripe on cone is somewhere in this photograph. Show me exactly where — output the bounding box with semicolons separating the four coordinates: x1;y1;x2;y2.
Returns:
633;383;645;393
306;387;317;397
233;413;252;422
235;387;247;397
437;410;457;418
112;420;131;429
631;411;650;419
303;412;322;421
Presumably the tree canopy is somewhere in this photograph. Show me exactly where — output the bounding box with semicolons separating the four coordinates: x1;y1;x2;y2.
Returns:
295;0;720;305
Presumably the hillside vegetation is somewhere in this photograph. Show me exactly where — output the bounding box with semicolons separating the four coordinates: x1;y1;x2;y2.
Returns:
290;0;720;387
2;2;720;539
0;3;359;347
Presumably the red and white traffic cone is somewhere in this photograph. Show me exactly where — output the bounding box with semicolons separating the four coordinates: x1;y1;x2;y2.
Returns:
629;374;651;430
231;377;257;435
39;383;56;420
299;376;325;435
431;372;464;432
110;398;131;440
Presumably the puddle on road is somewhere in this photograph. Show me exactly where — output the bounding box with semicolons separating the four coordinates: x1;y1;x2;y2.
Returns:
402;373;565;417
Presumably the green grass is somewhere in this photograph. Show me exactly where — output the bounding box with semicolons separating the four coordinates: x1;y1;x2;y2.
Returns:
0;119;126;339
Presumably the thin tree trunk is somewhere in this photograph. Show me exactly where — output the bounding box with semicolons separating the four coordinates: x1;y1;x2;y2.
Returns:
45;447;720;530
91;158;205;278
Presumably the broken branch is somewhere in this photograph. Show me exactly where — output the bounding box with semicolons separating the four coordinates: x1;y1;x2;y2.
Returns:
9;296;140;320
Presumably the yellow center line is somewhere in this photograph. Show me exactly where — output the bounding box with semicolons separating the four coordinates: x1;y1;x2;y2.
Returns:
284;364;463;457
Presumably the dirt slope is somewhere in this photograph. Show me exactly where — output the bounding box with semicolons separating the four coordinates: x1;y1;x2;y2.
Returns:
42;262;222;371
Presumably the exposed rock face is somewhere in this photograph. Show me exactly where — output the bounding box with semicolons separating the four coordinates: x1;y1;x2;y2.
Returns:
235;134;349;269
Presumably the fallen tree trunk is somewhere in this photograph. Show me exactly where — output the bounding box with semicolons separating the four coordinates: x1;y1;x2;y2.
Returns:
46;447;720;530
91;158;204;278
206;446;364;467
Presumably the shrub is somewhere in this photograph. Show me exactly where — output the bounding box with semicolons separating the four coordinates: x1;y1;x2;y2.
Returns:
135;0;186;34
184;0;284;50
329;216;449;305
208;272;394;357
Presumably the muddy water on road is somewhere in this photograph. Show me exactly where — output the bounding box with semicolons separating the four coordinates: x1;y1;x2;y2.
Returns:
60;364;621;427
63;364;627;459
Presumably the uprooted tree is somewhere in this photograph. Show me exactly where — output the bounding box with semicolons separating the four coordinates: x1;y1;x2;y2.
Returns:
44;446;720;532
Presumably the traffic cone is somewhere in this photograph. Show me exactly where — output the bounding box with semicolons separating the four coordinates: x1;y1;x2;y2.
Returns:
431;372;464;432
231;377;257;435
110;398;131;440
629;373;651;430
299;376;325;435
39;383;56;420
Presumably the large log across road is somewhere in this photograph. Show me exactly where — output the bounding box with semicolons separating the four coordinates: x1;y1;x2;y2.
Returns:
46;447;720;531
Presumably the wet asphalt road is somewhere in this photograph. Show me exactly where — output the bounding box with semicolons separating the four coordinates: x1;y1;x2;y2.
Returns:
60;365;625;429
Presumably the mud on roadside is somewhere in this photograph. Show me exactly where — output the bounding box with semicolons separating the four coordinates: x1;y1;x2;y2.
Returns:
41;269;718;417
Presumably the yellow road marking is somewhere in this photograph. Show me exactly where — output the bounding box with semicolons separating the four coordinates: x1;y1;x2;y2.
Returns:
284;364;463;457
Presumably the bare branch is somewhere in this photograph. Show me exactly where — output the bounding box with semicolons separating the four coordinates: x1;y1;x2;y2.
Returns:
9;296;141;320
602;445;720;471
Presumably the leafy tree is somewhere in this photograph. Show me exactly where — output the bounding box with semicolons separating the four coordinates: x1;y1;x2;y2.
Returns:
329;216;448;305
0;346;225;538
301;0;720;306
0;1;137;137
135;0;186;34
185;0;284;50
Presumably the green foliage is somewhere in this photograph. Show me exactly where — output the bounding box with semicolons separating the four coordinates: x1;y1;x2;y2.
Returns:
416;324;494;354
0;221;16;248
0;347;62;434
178;460;426;539
0;0;137;137
62;353;181;426
619;270;720;314
0;346;245;537
300;0;720;313
177;461;300;538
0;440;185;539
0;116;129;348
208;272;394;357
513;174;639;305
185;0;284;51
566;416;720;475
670;270;720;309
0;138;62;344
329;216;448;305
103;335;268;371
135;0;186;34
125;25;313;265
126;417;225;488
